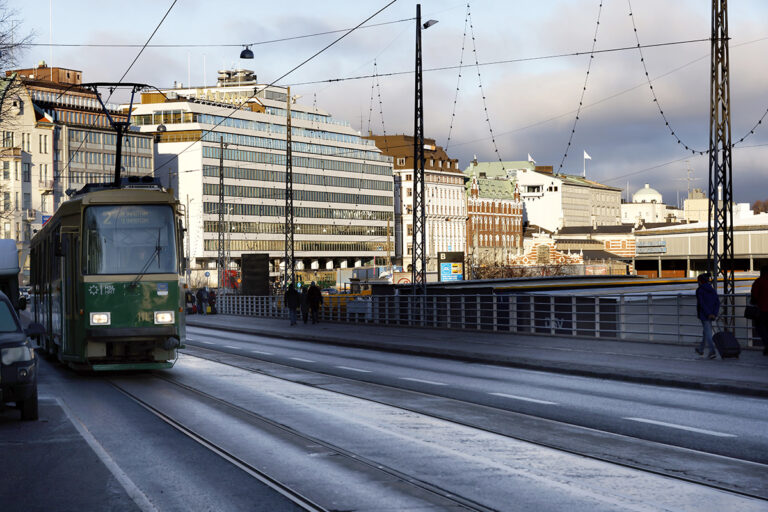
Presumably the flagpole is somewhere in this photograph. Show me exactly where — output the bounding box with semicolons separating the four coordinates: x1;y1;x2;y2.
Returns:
583;154;586;178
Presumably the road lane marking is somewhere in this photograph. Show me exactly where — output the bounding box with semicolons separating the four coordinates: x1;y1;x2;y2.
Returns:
290;357;315;363
201;341;214;344
490;392;558;405
224;345;239;349
56;398;158;512
401;377;447;386
623;417;737;438
336;366;372;373
251;350;273;355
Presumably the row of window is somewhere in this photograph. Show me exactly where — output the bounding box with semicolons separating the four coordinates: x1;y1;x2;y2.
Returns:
69;130;151;150
201;183;392;207
68;151;151;169
202;202;391;221
202;220;387;236
201;165;392;192
197;113;374;148
201;145;391;178
201;129;388;164
59;111;112;128
203;239;387;253
2;132;48;154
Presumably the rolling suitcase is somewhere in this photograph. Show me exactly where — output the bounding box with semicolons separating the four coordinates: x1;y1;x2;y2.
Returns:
713;322;741;358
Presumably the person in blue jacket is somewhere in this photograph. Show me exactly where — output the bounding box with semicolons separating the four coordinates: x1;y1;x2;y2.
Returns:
695;273;720;359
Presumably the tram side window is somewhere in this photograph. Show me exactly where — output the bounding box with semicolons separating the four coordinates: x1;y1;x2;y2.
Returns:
83;205;177;275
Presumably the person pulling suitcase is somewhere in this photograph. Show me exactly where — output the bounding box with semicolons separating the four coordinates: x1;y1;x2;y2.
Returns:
695;273;720;359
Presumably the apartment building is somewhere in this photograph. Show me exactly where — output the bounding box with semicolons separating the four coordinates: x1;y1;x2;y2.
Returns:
0;63;154;277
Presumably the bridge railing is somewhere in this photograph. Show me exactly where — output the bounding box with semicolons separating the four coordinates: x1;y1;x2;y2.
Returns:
216;293;760;347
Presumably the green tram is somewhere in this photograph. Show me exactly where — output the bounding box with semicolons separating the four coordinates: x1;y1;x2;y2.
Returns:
30;178;186;370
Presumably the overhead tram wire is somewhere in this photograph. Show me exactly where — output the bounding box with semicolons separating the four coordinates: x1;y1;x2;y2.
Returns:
465;1;506;171
628;1;768;155
54;0;179;182
557;0;604;174
152;0;399;175
442;35;768;151
288;37;713;87
444;3;470;152
29;17;414;49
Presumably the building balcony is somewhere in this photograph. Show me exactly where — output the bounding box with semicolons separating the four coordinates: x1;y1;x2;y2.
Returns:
38;179;54;193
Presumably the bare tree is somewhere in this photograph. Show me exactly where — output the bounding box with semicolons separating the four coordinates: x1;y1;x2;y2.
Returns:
752;199;768;214
0;1;32;120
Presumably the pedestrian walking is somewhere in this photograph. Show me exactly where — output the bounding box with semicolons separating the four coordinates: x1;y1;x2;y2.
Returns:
196;288;209;316
300;286;309;324
284;283;300;326
695;273;720;359
307;281;323;324
750;265;768;355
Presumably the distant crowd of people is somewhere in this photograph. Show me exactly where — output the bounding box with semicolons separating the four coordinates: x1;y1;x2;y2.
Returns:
185;287;217;315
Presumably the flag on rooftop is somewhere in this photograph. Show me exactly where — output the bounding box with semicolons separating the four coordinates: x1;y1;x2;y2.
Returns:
584;150;592;160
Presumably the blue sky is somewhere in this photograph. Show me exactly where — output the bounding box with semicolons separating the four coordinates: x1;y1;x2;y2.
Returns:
10;0;768;205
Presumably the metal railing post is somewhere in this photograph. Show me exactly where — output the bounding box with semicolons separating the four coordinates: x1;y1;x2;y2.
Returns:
648;294;653;341
549;296;555;335
461;296;466;329
594;296;600;338
571;295;577;337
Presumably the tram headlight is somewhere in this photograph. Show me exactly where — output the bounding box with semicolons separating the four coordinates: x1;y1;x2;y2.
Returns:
90;312;111;326
154;311;175;324
1;345;34;365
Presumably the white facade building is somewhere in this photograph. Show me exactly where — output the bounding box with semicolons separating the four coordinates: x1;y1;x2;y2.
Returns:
516;168;622;232
621;184;683;224
132;70;393;284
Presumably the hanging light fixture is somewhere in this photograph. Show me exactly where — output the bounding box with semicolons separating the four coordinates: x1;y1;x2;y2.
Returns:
240;45;254;59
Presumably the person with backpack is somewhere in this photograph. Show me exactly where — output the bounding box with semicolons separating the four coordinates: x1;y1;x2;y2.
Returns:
750;265;768;355
695;273;720;359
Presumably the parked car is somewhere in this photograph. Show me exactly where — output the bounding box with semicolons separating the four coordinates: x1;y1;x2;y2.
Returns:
0;290;44;420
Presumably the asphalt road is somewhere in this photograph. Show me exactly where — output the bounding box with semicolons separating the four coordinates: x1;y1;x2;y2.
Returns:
186;325;768;465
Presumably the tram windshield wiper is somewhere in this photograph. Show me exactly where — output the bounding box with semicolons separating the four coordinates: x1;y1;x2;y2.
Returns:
129;229;162;288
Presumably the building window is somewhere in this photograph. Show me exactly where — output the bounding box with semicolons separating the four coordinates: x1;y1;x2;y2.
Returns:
396;157;406;166
2;161;8;180
22;163;31;182
22;193;30;210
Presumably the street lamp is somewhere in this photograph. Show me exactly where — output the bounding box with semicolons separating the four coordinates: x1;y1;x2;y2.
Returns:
240;45;254;59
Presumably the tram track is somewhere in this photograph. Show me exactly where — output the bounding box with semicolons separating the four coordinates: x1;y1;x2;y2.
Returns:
108;370;497;512
179;342;768;502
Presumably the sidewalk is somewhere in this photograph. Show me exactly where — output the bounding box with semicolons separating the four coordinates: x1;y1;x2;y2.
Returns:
186;314;768;397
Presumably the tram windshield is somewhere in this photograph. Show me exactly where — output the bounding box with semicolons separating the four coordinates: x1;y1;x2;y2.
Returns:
83;205;177;275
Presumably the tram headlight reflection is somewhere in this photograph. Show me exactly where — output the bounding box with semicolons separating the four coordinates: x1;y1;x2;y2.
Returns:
154;311;175;324
90;312;111;325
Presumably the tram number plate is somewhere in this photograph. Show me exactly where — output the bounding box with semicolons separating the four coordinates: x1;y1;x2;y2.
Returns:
137;311;153;323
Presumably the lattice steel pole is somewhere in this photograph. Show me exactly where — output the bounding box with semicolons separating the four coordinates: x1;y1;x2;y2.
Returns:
284;87;295;290
412;4;427;296
707;0;734;322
